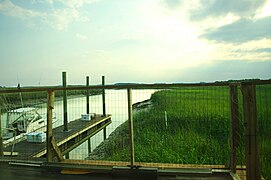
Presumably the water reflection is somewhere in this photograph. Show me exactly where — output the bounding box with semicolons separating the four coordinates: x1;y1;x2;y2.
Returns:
1;89;156;159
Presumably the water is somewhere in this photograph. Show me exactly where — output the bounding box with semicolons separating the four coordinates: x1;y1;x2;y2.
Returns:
1;89;156;159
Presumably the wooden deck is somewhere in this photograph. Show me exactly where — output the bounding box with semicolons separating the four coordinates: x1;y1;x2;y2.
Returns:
3;115;111;159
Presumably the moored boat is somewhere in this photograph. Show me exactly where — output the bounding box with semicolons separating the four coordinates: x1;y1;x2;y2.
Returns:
2;107;57;147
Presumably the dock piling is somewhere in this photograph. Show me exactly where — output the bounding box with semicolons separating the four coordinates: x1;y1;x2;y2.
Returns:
86;76;92;154
102;76;106;116
62;72;68;132
102;76;107;140
86;76;90;114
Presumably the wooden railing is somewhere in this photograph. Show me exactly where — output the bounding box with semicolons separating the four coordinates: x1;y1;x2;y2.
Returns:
1;79;270;180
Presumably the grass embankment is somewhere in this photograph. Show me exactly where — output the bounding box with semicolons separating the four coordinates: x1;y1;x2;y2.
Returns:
90;85;271;179
90;87;231;164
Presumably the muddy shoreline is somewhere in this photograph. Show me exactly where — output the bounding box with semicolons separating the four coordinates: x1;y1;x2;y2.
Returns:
87;98;152;160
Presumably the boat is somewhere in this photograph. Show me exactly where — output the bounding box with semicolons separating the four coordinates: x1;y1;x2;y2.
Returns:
2;107;57;147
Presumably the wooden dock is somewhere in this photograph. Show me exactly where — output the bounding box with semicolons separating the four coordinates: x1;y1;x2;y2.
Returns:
3;115;111;159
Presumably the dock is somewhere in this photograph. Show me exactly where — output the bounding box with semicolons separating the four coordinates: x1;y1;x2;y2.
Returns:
3;115;111;159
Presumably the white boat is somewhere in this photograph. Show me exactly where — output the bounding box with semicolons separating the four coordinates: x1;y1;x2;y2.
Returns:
2;107;57;147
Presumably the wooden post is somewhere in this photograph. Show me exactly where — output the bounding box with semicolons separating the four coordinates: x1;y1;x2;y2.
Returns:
102;76;106;140
102;76;106;116
127;88;135;167
228;84;239;172
241;82;260;180
86;76;90;114
88;138;92;155
86;76;91;154
47;90;55;162
62;72;68;132
0;108;3;156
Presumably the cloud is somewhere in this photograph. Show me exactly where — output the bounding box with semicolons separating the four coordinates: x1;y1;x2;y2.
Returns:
172;60;271;82
255;47;271;53
45;8;81;31
191;0;268;20
201;16;271;43
76;33;88;40
0;0;97;31
30;0;98;7
0;0;44;19
163;0;182;8
56;0;98;8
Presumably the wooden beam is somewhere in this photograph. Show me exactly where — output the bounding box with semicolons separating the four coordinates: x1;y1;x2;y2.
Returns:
47;90;54;162
241;82;261;180
230;172;241;180
51;136;64;162
229;84;240;172
127;88;135;167
1;80;271;94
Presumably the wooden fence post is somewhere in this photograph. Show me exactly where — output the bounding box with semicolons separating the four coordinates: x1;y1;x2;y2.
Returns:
0;108;3;156
102;76;106;140
86;76;91;154
228;84;240;172
62;72;68;132
241;82;260;180
47;90;55;162
127;88;135;167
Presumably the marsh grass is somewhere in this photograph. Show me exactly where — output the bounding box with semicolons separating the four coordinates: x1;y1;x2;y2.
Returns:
133;87;231;165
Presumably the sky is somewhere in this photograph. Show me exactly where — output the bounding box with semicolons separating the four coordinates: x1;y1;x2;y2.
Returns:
0;0;271;86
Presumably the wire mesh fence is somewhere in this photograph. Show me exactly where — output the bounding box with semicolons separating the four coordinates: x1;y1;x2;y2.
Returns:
132;86;231;167
0;81;270;179
256;84;271;180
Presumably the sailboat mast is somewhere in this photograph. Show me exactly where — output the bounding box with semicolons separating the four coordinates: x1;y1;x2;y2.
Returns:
17;83;24;108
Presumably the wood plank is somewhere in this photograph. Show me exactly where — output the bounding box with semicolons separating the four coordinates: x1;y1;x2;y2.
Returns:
62;159;226;169
241;82;260;180
229;84;240;172
50;136;64;162
1;80;270;94
61;169;93;175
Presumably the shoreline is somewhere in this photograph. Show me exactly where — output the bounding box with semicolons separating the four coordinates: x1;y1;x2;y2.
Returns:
87;98;152;160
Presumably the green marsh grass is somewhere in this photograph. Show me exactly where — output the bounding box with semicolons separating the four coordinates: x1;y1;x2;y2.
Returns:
91;85;270;179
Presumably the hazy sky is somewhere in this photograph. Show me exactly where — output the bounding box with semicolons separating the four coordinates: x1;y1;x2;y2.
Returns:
0;0;271;86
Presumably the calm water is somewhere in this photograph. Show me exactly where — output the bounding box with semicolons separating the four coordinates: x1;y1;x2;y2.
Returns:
1;89;156;159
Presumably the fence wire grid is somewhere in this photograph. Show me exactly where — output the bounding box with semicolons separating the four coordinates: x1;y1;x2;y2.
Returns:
0;81;270;179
